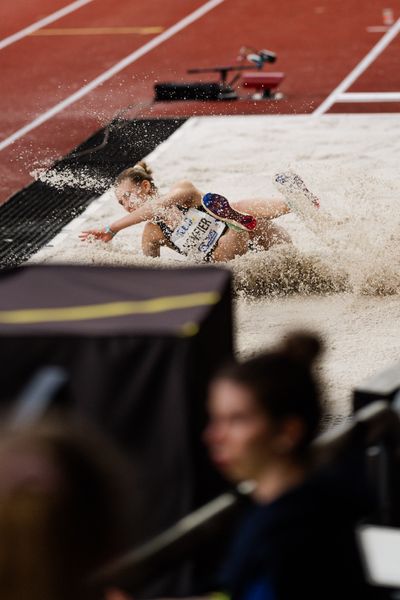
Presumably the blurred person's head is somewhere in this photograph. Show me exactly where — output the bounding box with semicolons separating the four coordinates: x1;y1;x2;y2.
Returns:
204;332;323;496
0;420;131;600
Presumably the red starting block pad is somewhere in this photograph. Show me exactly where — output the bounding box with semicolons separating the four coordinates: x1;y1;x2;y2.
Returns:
242;72;285;93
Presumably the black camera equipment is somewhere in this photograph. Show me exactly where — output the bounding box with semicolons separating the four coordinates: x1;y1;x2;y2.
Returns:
353;361;400;412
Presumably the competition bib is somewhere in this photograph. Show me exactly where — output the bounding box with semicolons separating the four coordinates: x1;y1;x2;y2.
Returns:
170;208;226;259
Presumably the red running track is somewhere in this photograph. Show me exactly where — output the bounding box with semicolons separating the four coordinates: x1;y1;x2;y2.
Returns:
0;0;399;204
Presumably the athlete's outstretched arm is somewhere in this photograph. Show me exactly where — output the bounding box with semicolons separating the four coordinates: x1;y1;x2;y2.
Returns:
79;187;188;242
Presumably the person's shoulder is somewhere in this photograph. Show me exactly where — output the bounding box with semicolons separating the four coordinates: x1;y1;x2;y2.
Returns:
169;180;202;205
173;179;198;191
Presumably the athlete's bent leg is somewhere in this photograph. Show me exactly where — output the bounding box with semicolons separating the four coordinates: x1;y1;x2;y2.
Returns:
250;219;292;250
212;229;249;262
233;198;290;220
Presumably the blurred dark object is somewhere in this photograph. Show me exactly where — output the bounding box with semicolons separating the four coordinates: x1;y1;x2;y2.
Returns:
0;419;132;600
7;366;68;427
353;362;400;412
0;264;233;596
91;482;253;592
154;82;226;101
314;401;400;465
314;400;400;526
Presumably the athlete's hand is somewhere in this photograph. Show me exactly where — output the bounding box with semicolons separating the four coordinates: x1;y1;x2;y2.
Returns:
79;228;114;242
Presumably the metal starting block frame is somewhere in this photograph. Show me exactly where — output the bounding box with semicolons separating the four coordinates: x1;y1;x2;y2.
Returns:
154;48;286;102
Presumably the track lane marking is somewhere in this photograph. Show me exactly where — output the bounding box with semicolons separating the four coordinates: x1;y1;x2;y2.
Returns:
0;0;96;51
0;0;225;152
313;17;400;115
367;26;390;33
335;92;400;102
30;26;164;36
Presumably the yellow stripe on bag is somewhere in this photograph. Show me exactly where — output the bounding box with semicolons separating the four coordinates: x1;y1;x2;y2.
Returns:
0;292;220;324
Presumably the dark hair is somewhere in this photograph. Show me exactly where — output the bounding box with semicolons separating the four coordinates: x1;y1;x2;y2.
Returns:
217;332;323;454
115;161;156;190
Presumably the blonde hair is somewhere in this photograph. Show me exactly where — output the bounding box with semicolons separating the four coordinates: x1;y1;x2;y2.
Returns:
115;161;156;190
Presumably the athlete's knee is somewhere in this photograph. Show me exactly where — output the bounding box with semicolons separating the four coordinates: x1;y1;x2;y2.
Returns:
213;231;248;261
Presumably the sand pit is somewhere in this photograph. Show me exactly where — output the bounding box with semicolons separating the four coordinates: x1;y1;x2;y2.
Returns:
29;114;400;417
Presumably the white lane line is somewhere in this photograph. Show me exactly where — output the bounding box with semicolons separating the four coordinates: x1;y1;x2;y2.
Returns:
367;26;390;33
0;0;225;153
313;16;400;116
30;26;164;36
335;92;400;102
0;0;96;51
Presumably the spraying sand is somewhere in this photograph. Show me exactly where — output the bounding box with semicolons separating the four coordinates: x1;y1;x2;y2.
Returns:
29;114;400;418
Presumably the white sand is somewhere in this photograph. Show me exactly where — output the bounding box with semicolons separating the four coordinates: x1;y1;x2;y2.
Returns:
29;114;400;417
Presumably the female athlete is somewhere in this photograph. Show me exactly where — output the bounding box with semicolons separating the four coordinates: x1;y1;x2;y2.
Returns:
80;162;297;262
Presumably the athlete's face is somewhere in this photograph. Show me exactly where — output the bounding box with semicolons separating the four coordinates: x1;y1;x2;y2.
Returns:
204;378;278;483
115;179;151;212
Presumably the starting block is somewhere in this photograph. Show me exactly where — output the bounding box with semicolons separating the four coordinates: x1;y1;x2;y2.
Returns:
154;48;285;103
241;72;285;99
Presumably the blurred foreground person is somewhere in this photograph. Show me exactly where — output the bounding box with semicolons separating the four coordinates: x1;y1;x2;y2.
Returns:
0;421;131;600
205;332;386;600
